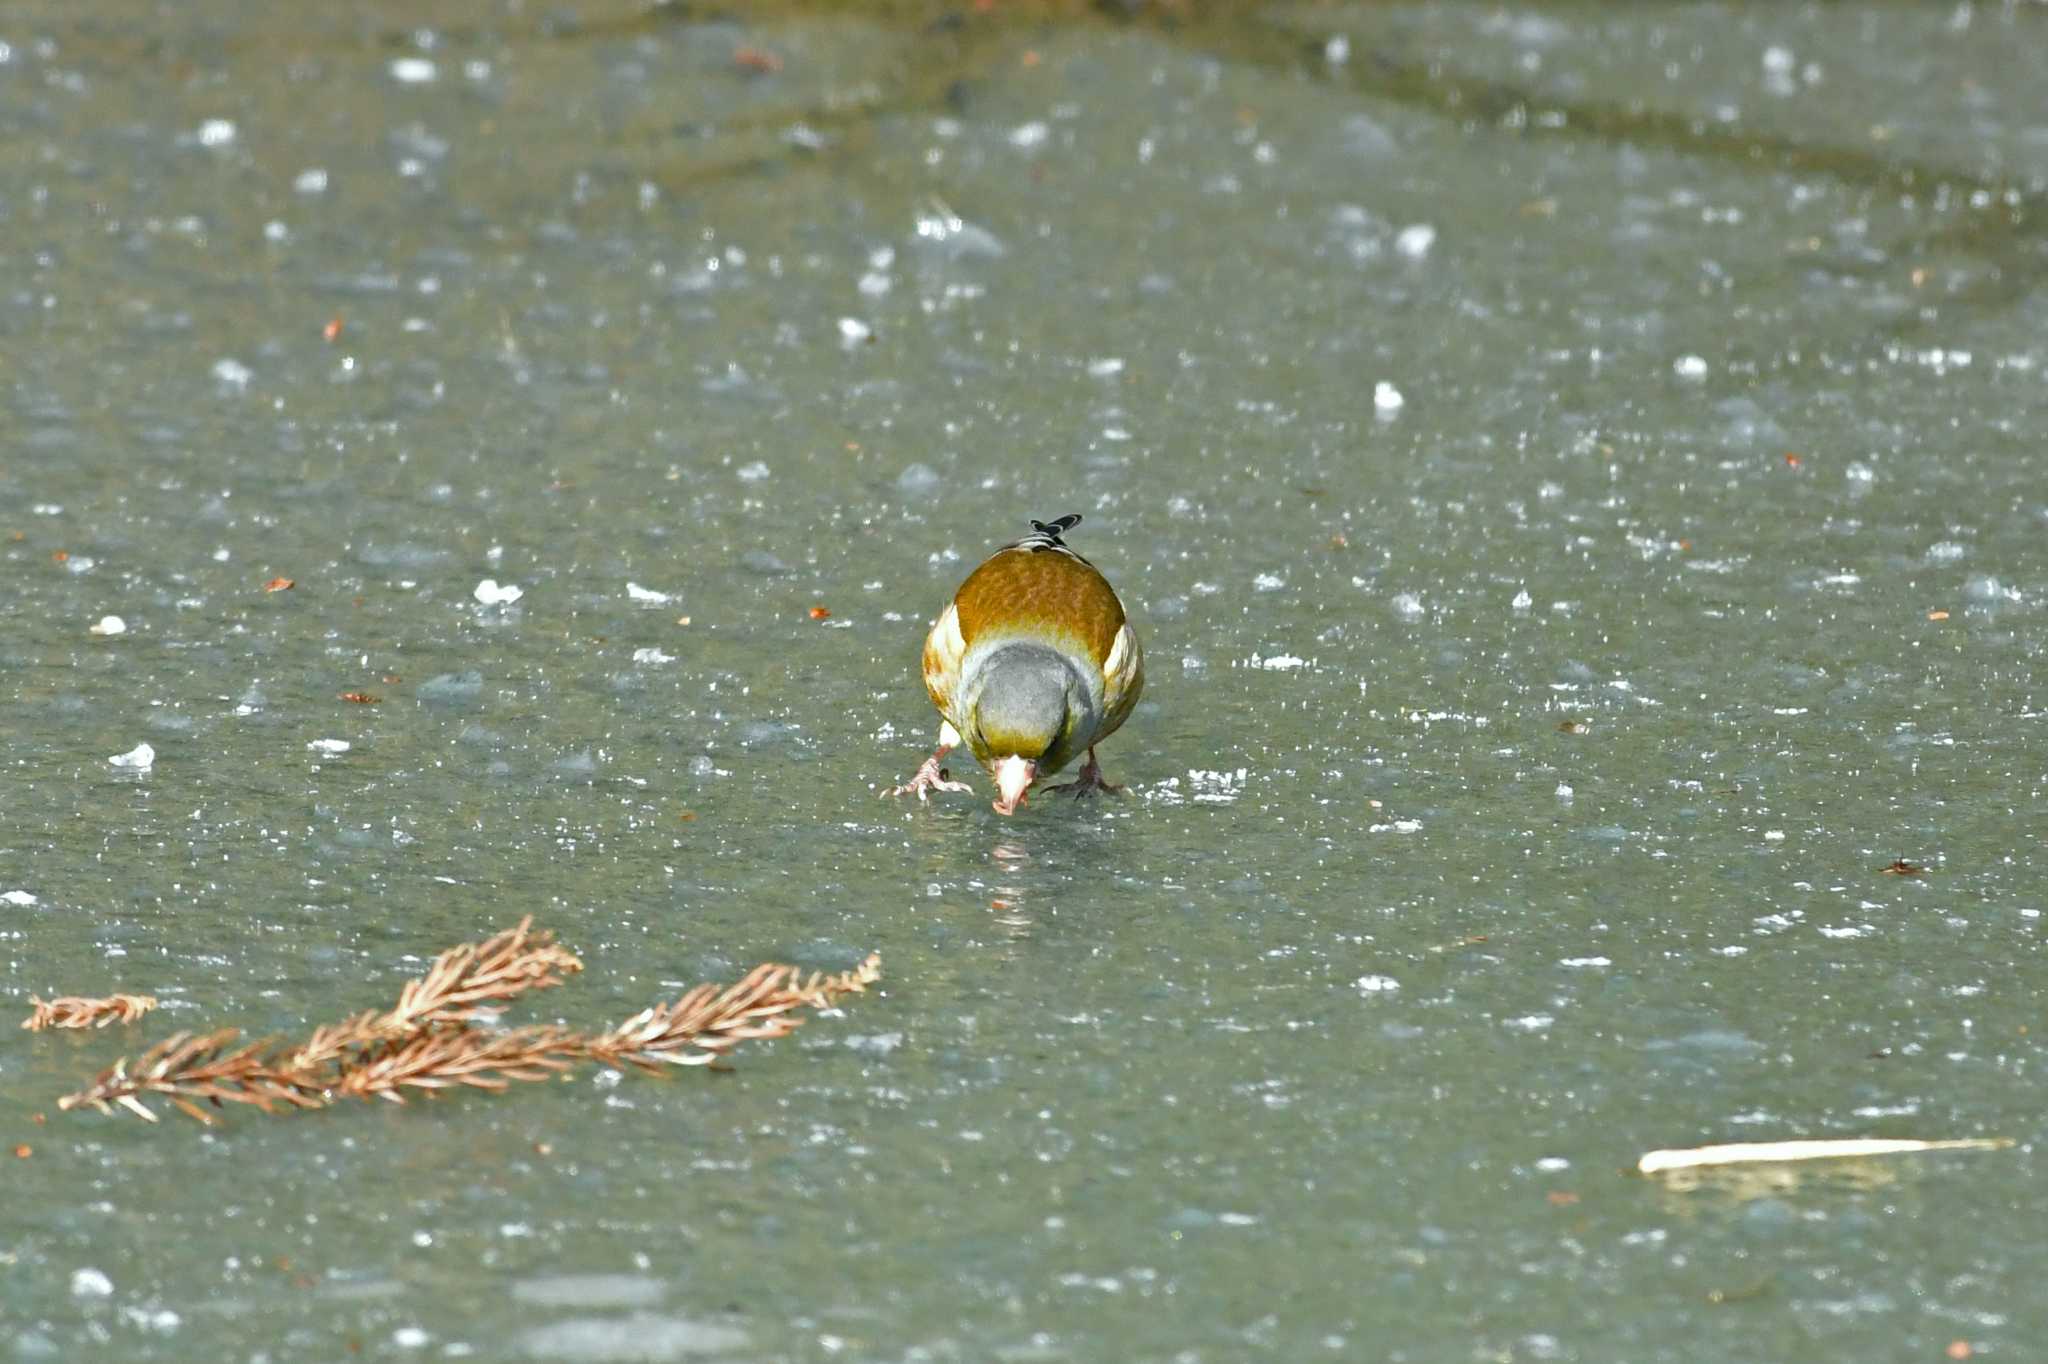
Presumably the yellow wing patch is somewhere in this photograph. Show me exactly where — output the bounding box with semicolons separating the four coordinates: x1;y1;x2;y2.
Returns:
1094;620;1144;744
920;602;968;730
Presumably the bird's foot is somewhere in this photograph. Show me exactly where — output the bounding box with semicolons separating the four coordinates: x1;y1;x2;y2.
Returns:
883;754;974;802
1047;754;1125;799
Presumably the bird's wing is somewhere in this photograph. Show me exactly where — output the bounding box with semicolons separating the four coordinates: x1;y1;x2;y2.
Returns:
921;602;969;730
1093;619;1144;743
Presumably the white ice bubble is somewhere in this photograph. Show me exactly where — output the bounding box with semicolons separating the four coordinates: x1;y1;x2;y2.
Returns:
735;461;771;482
1373;381;1405;412
625;582;672;604
71;1267;114;1299
307;739;351;756
108;743;155;771
836;317;873;346
1008;121;1050;149
294;167;329;195
1354;974;1401;994
212;358;252;389
390;57;438;84
1394;224;1436;260
197;119;237;147
1390;593;1424;620
472;579;523;605
1672;354;1709;380
88;615;126;636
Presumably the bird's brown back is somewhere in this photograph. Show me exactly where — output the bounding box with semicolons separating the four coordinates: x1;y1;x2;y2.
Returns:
952;545;1124;667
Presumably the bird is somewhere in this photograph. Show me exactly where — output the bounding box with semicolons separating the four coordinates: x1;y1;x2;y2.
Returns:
885;513;1144;815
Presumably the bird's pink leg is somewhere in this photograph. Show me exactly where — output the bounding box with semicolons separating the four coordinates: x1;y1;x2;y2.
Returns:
1047;747;1125;798
884;726;974;802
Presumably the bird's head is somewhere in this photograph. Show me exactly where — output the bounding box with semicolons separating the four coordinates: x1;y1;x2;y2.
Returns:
968;645;1079;815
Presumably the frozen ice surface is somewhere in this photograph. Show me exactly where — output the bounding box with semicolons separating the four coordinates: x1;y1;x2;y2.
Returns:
108;743;155;771
417;670;484;704
896;463;941;497
514;1313;746;1361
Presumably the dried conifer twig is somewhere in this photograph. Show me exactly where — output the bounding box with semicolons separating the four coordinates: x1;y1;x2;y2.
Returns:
22;993;159;1032
59;1029;328;1125
583;954;884;1072
56;923;881;1124
287;915;581;1072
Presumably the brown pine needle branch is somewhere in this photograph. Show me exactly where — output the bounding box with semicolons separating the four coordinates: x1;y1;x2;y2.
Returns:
332;1025;583;1103
22;993;159;1031
285;915;583;1073
57;1029;330;1125
581;954;884;1072
55;921;881;1124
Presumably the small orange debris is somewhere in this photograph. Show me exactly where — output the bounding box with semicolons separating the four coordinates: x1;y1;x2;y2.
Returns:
32;1113;46;1125
1947;1342;1973;1361
676;615;692;627
51;550;68;563
339;692;380;704
12;1144;29;1159
1328;533;1349;549
733;46;782;74
1928;610;1949;621
1021;49;1041;68
264;577;295;593
1782;452;1802;468
1911;268;1930;289
382;674;401;684
991;899;1011;910
322;316;344;342
1881;859;1925;876
1546;1191;1579;1207
534;1142;554;1156
678;811;696;822
808;605;831;620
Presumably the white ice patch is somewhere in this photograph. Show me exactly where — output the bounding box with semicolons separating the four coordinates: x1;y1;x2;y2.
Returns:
1369;818;1423;833
1354;974;1401;994
472;579;523;605
1248;654;1309;671
2;890;38;906
1373;381;1405;412
88;615;126;636
631;647;675;665
1672;354;1708;380
389;57;438;84
625;582;672;604
307;739;351;756
1394;224;1436;260
108;743;155;771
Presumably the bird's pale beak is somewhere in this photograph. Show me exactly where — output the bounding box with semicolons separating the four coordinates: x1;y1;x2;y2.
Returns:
992;756;1037;815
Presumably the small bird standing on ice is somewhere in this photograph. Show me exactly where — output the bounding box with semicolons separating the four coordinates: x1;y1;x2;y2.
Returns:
886;514;1144;815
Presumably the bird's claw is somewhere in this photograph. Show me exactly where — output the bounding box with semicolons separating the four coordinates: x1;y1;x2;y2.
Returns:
1047;759;1124;799
884;755;973;802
